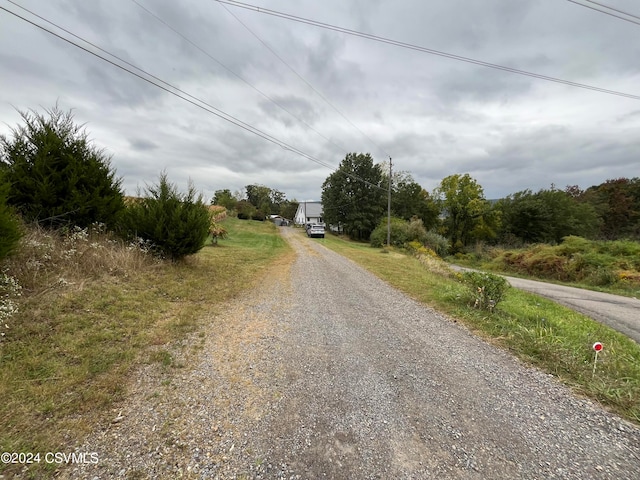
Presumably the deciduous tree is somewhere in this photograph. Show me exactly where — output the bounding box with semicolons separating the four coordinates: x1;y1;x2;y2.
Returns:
433;173;494;250
321;153;385;241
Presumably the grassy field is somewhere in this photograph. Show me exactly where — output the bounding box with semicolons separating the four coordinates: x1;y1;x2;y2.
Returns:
0;218;289;477
316;232;640;425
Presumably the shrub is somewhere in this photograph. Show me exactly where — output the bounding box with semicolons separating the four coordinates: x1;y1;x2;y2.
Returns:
407;217;428;243
461;271;509;311
119;173;211;260
209;221;228;245
0;105;124;228
0;176;22;261
236;200;256;220
406;240;456;278
370;217;409;248
423;230;449;257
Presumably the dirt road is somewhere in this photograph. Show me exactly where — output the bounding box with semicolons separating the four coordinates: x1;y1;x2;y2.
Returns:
65;228;640;479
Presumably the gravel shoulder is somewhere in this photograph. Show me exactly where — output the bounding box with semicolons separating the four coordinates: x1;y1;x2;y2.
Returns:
61;228;640;479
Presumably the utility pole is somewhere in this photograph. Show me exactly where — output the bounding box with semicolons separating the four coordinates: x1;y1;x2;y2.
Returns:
387;157;392;247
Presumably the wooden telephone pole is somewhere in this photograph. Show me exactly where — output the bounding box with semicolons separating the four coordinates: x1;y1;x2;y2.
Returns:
386;157;392;247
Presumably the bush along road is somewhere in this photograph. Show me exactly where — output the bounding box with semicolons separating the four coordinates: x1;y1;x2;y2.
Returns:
451;265;640;344
64;227;640;479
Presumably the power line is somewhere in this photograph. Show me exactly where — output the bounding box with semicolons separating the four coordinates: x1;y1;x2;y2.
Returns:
565;0;640;26
128;0;351;158
215;0;393;160
214;0;640;101
2;2;281;154
0;3;385;192
583;0;640;20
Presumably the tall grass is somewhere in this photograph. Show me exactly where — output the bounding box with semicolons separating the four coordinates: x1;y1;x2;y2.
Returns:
3;224;157;294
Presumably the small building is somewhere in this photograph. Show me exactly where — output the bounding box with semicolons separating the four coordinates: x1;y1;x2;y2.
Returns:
294;201;323;226
269;214;288;226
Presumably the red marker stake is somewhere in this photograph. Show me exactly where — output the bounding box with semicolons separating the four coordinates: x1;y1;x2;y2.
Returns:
592;342;603;377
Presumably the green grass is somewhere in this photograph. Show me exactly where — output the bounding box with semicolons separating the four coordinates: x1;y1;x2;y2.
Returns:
319;232;640;424
0;218;289;477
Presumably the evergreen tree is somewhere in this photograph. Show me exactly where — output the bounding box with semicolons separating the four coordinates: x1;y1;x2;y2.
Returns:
0;106;124;228
120;173;211;260
497;187;601;244
0;174;22;261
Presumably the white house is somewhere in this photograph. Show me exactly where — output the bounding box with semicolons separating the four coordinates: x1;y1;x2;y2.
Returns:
294;201;323;225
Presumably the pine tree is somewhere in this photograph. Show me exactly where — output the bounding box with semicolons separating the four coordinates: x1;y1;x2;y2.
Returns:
0;174;22;261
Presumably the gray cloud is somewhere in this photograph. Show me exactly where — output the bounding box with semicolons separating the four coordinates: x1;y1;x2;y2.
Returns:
129;137;159;151
1;0;639;204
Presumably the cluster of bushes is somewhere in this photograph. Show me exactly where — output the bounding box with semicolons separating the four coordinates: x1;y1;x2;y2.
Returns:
460;271;509;311
0;106;216;264
370;216;449;256
0;106;221;336
494;236;640;287
370;216;511;311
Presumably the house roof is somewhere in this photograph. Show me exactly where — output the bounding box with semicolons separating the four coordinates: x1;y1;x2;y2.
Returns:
296;201;323;218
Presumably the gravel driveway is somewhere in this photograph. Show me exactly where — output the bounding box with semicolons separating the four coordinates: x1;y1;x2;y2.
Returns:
63;227;640;479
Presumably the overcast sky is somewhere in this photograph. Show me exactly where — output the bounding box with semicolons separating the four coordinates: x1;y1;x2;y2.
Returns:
2;0;639;202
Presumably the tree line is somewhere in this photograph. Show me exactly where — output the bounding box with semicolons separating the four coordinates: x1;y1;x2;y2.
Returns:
211;185;298;221
317;153;639;252
7;104;632;263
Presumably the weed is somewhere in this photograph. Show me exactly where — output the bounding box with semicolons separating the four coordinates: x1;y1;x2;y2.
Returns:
455;236;640;297
461;271;509;311
149;350;174;368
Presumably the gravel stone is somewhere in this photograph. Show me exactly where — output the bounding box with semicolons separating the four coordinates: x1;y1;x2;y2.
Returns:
60;228;640;479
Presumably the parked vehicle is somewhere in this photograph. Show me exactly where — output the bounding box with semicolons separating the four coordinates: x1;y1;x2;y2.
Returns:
306;223;325;238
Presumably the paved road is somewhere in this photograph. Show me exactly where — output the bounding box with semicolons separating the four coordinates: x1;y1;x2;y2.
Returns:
451;266;640;344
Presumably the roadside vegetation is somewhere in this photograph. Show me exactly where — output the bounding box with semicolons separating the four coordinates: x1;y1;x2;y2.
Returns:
0;105;289;477
319;231;640;425
0;217;288;477
2;101;638;475
453;236;640;297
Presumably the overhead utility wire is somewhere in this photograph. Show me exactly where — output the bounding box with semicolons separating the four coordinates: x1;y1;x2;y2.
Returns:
214;0;640;101
0;3;384;191
565;0;640;26
583;0;640;20
2;2;281;155
216;1;393;159
128;0;351;158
